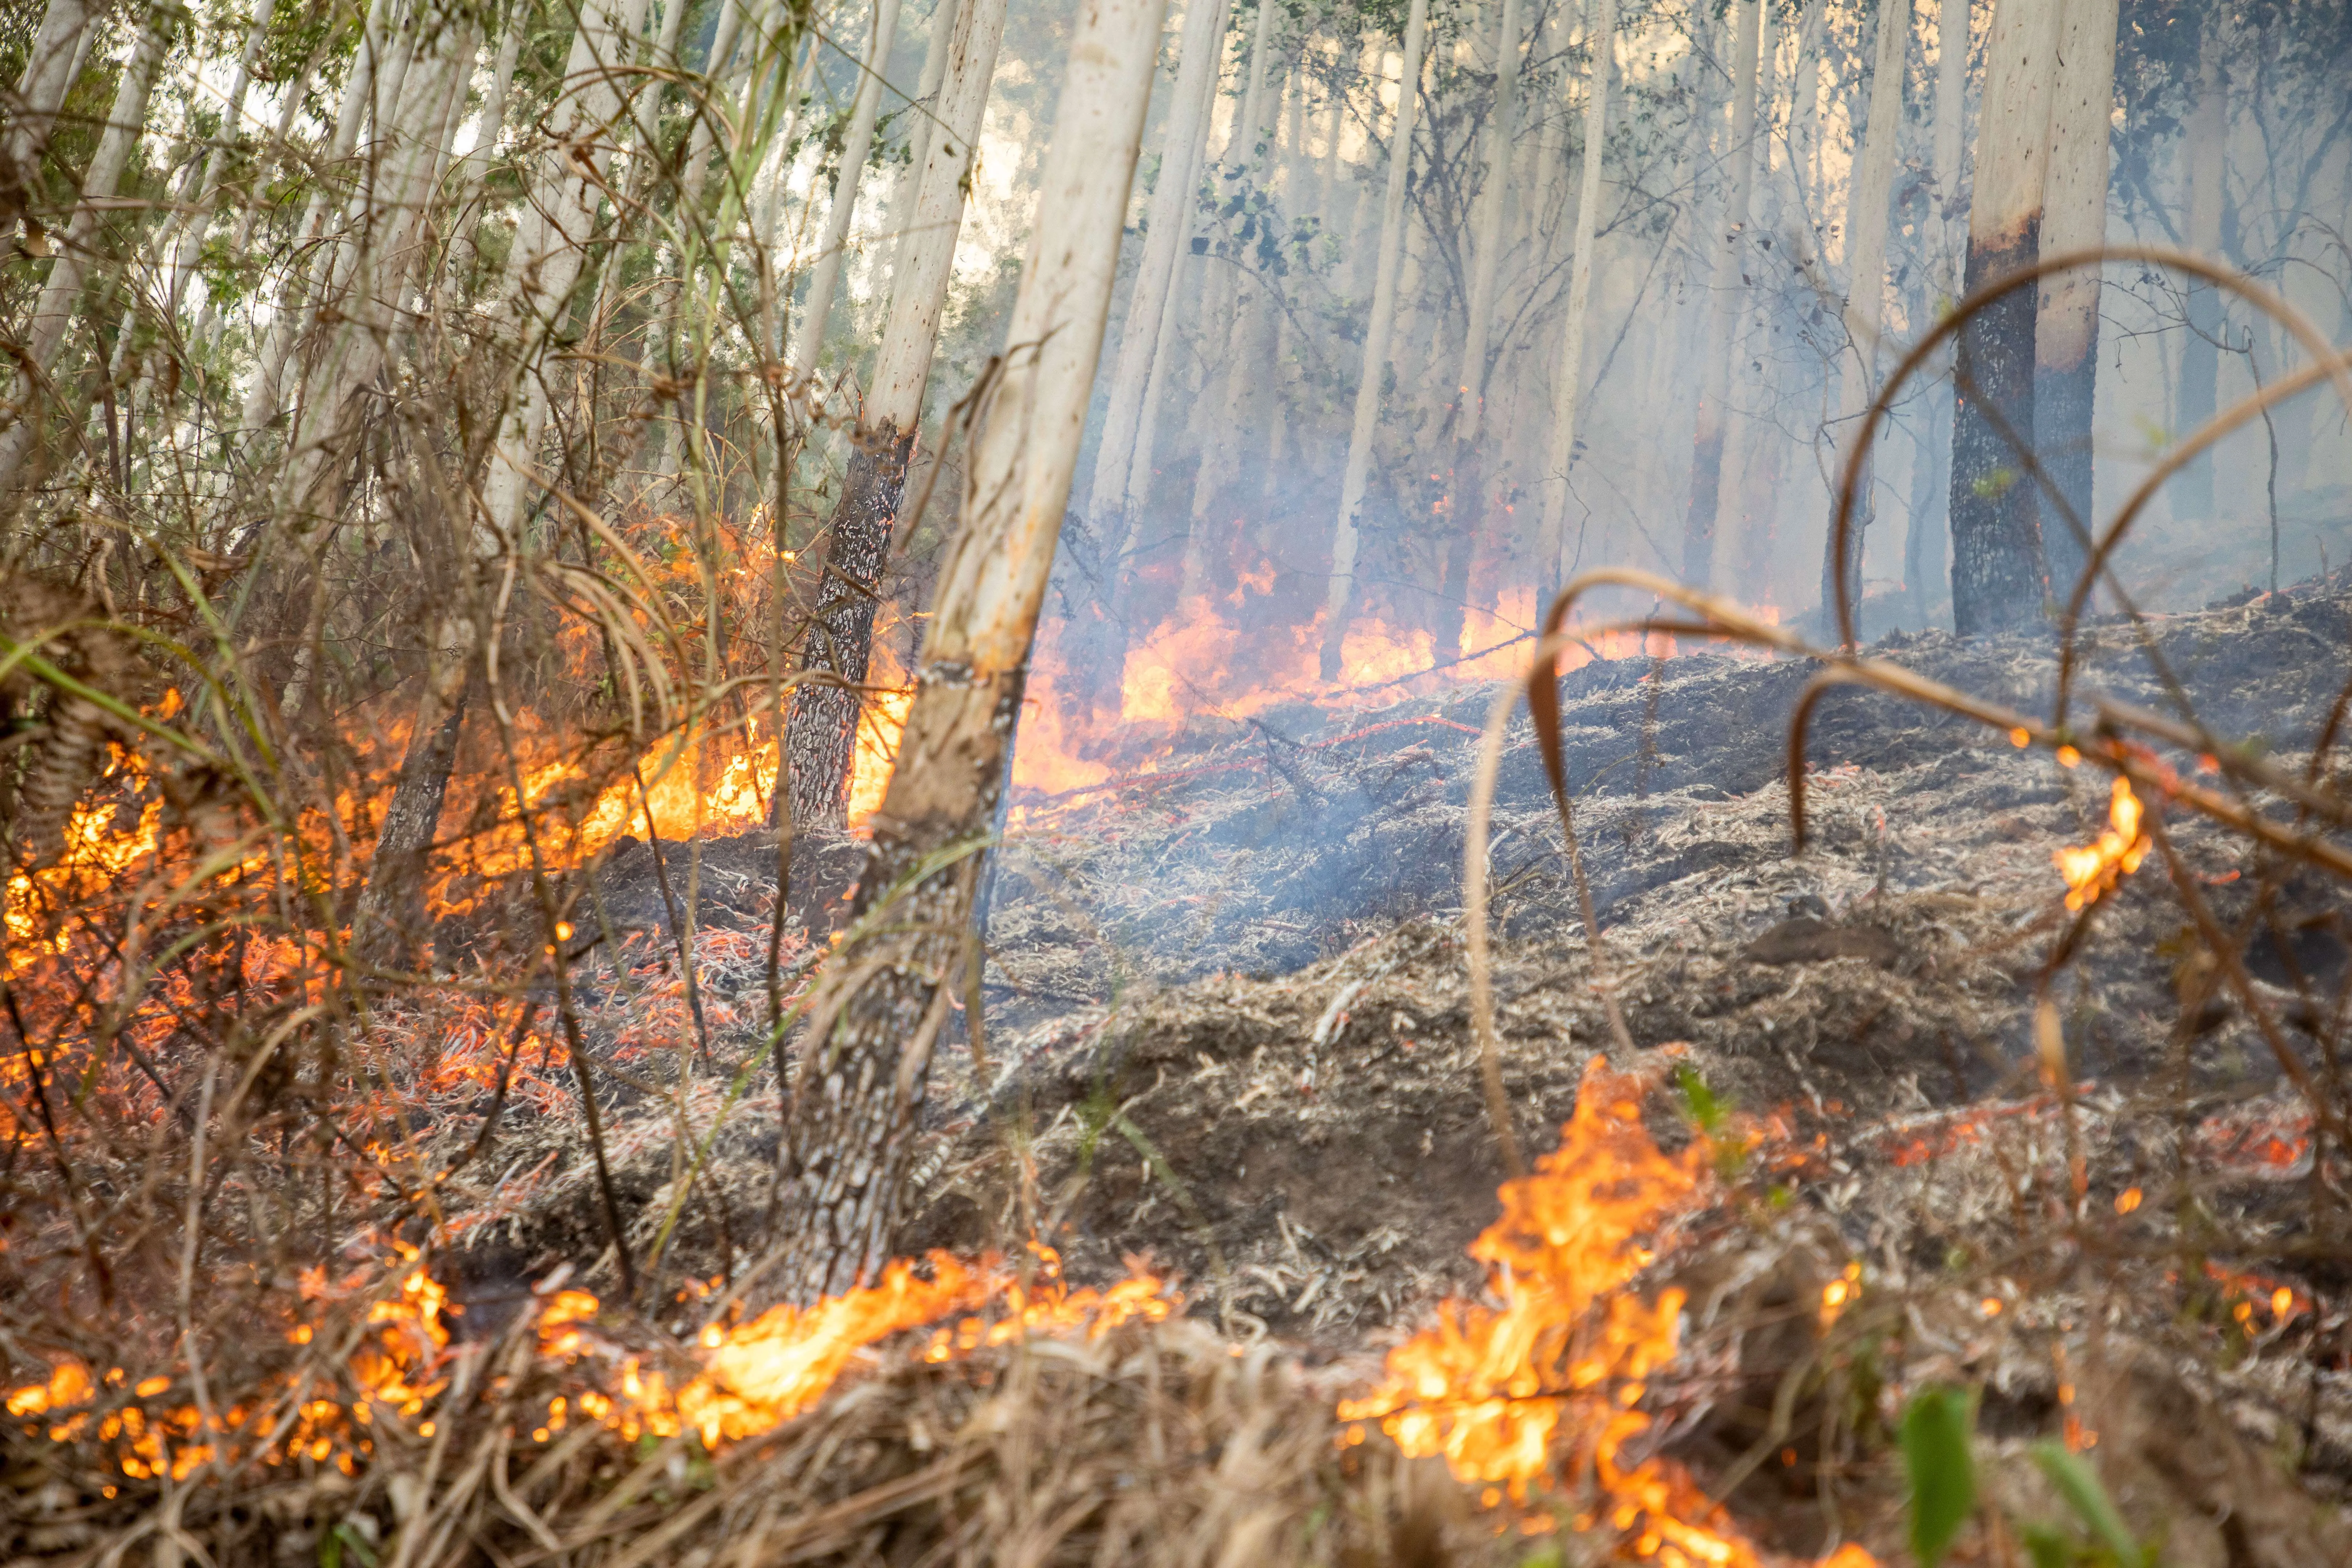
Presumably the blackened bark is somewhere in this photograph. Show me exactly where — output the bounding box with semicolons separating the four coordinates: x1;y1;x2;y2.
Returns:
1433;441;1480;664
2036;342;2098;604
775;669;1018;1302
780;425;913;830
1948;226;2048;636
352;689;468;969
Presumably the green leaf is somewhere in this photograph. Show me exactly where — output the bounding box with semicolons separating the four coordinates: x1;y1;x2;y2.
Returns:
1675;1064;1726;1134
1899;1385;1978;1567
2030;1442;2142;1565
2020;1523;2075;1568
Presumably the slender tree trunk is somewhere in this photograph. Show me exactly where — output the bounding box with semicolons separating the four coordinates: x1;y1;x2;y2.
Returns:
1790;0;1826;206
781;0;1008;831
0;0;101;253
774;0;1164;1302
1948;0;2060;635
1433;0;1524;663
2176;26;2226;522
1910;0;1968;627
790;0;906;381
1318;0;1430;680
0;4;178;500
1534;0;1614;604
1819;0;1912;631
1678;0;1761;592
478;0;652;541
352;660;472;970
2032;0;2117;602
1086;0;1230;538
1183;0;1277;541
881;0;962;292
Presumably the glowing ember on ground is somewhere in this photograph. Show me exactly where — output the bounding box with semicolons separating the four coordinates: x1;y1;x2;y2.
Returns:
2055;774;2150;911
1339;1058;1873;1567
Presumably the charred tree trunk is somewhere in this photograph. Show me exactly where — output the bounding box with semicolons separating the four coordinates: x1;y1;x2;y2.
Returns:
1678;0;1762;593
777;0;1007;831
2031;0;2118;603
353;673;471;971
1320;0;1431;681
2176;28;2227;524
774;0;1163;1300
1948;0;2059;636
782;433;911;827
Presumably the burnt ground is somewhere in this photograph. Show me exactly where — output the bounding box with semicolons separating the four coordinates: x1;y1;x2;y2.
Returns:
421;580;2352;1558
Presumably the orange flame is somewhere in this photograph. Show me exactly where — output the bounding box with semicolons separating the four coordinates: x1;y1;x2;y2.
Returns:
547;1245;1175;1447
2054;775;2149;912
1339;1059;1873;1567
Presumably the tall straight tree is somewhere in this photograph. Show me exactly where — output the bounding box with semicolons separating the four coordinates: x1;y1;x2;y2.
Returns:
1086;0;1233;542
1433;0;1525;664
1907;0;1970;625
2032;0;2119;600
774;0;1167;1301
1678;0;1762;592
0;1;179;500
1535;0;1615;603
1947;0;2060;635
880;0;960;288
2176;16;2227;522
1319;0;1431;681
1819;0;1915;629
789;0;906;382
781;0;1010;830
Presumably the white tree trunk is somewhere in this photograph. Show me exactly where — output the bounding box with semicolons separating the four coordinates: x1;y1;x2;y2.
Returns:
790;0;907;380
1947;0;2062;634
0;4;179;497
1087;0;1226;529
1118;0;1230;518
2176;23;2226;520
771;0;1167;1301
1534;0;1615;600
1317;0;1431;680
1932;0;1969;296
1183;0;1278;536
1676;0;1761;591
881;0;961;290
1820;0;1914;626
1454;0;1523;444
0;0;102;252
2032;0;2117;595
478;0;655;542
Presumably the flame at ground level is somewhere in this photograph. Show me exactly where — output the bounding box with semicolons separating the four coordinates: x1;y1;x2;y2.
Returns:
1340;1058;1876;1568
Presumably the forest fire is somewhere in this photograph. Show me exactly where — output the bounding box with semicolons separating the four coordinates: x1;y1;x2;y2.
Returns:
2055;775;2150;912
1337;1058;1870;1566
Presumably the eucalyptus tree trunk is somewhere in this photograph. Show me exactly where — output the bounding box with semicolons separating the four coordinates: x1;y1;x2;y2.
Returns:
1432;0;1524;664
1183;0;1279;568
0;3;178;501
1909;0;1969;625
1678;0;1761;592
1947;0;2060;635
1818;0;1912;631
2032;0;2119;600
1318;0;1430;681
478;0;655;542
1534;0;1614;604
1117;0;1229;523
2176;24;2227;524
881;0;961;290
1084;0;1230;543
449;21;526;288
153;0;281;323
780;0;1008;831
790;0;908;382
774;0;1165;1302
0;0;101;253
1789;0;1826;205
235;0;401;441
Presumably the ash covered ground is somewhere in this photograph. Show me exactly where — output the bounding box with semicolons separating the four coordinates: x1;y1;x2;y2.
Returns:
425;582;2352;1562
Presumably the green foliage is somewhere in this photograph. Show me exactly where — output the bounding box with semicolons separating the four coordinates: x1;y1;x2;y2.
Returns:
2030;1443;2149;1567
1898;1385;1976;1568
